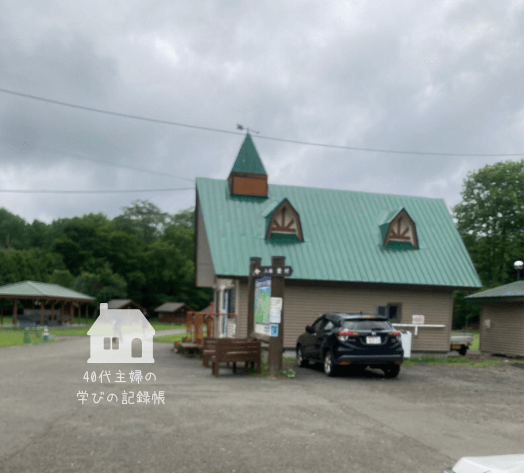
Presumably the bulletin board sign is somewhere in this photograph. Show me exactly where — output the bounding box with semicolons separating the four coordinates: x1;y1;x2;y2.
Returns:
254;277;271;335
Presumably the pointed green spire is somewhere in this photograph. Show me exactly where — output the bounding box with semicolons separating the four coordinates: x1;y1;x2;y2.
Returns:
230;133;267;175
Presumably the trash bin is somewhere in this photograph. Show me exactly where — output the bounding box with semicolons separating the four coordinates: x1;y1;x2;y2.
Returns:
400;331;412;358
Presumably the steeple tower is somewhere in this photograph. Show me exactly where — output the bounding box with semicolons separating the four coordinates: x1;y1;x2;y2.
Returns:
228;133;268;198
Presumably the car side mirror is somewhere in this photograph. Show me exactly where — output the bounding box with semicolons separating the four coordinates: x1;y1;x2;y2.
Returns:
306;325;314;334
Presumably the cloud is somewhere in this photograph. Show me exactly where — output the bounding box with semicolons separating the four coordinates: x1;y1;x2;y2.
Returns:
0;0;523;225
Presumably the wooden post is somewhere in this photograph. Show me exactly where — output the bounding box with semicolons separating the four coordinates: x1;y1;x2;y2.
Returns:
51;301;55;326
268;256;285;377
247;257;261;338
1;299;3;325
85;303;88;319
69;302;74;325
205;315;214;339
186;311;194;341
194;312;204;344
13;299;18;326
40;299;45;326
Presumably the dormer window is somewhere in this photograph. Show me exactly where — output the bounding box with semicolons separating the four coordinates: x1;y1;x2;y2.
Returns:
265;199;303;242
380;208;418;249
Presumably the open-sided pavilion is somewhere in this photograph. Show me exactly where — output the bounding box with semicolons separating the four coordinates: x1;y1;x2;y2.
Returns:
0;280;95;326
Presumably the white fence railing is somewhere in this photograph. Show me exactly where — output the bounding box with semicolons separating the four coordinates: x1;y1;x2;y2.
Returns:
392;323;446;336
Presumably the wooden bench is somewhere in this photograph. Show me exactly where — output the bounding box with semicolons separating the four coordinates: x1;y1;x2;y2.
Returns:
210;339;262;377
202;338;257;368
202;338;218;367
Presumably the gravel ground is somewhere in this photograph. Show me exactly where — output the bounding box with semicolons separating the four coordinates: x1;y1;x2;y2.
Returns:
1;338;523;473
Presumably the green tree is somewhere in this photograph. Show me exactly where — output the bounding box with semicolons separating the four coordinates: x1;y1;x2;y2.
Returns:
113;200;169;244
95;222;145;277
452;159;524;327
0;208;30;249
73;262;127;307
51;235;82;275
0;248;65;286
166;207;195;230
47;269;75;288
453;159;524;287
50;215;111;276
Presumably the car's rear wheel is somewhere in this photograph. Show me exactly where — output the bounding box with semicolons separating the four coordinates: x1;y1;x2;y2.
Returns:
383;365;400;378
296;346;308;367
323;351;337;377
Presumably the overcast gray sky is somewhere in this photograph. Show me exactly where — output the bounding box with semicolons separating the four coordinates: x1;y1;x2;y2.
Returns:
1;0;523;225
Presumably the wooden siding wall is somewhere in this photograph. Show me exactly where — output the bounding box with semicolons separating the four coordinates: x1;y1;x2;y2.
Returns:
479;302;524;357
236;280;453;352
196;199;216;288
158;312;186;324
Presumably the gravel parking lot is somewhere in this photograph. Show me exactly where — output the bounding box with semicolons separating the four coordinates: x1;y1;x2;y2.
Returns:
1;338;523;473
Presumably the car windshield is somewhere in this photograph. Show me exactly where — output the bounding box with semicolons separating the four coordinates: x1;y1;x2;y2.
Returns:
340;320;393;331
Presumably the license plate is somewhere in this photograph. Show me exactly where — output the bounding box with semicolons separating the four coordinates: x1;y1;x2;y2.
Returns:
366;336;381;344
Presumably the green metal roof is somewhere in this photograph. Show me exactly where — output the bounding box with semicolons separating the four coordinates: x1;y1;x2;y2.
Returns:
196;178;482;289
465;281;524;302
0;280;95;301
229;133;267;175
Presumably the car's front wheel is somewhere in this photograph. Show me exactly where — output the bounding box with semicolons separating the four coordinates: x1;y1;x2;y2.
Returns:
296;346;308;367
383;365;400;378
323;351;337;377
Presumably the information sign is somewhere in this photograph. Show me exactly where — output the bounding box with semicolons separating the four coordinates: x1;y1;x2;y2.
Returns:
252;266;293;277
269;297;282;323
254;277;271;335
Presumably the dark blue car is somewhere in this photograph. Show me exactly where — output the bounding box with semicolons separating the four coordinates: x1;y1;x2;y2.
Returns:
296;313;404;378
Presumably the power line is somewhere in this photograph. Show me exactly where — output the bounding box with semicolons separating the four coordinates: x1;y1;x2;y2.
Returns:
0;180;196;194
0;87;242;136
41;146;195;182
2;87;523;158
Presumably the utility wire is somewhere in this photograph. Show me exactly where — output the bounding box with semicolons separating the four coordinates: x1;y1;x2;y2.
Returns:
41;146;195;182
2;87;524;158
0;188;195;194
0;87;242;136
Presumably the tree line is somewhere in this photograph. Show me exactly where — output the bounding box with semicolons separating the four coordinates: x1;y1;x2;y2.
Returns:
0;200;213;316
1;159;522;326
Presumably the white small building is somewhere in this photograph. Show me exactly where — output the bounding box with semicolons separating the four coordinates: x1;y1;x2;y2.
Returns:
88;303;155;363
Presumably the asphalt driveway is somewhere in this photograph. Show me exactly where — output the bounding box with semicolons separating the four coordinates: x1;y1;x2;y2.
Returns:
1;337;523;473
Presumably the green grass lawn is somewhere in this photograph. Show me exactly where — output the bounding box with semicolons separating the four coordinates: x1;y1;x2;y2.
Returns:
247;356;297;379
0;330;60;348
153;333;188;343
150;322;186;331
1;313;185;336
1;316;15;326
49;323;186;337
403;355;524;368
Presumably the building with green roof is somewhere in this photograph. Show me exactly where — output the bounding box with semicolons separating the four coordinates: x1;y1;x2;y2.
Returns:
195;133;482;352
465;281;524;357
0;280;95;326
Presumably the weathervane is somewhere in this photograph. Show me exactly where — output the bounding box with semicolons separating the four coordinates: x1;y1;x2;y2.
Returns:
237;124;260;134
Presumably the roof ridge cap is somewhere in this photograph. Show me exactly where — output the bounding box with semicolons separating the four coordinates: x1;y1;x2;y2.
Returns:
26;280;46;295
